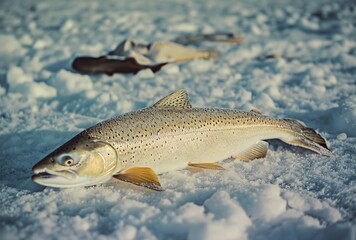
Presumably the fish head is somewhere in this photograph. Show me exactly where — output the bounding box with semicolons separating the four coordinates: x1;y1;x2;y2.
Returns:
32;139;118;188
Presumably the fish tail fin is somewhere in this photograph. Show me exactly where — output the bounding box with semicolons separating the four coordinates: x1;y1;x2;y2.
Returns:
282;119;332;156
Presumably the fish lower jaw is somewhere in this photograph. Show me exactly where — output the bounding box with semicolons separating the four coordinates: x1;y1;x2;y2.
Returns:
32;169;75;187
32;168;58;179
32;168;67;179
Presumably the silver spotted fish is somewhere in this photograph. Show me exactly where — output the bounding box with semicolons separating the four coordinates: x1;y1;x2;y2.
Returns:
32;90;331;191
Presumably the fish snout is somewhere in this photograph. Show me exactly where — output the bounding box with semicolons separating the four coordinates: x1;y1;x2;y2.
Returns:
32;157;53;174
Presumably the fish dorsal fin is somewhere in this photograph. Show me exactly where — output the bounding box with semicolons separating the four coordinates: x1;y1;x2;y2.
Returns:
232;141;269;161
113;167;163;191
152;90;192;109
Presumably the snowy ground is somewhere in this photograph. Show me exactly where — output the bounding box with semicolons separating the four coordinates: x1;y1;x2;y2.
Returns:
0;0;355;239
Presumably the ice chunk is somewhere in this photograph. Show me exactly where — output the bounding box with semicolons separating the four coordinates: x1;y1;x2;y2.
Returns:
160;64;180;74
211;88;224;97
160;202;211;234
253;93;276;109
60;19;76;32
170;23;198;33
20;34;33;46
204;191;251;226
7;66;33;86
115;225;137;240
239;185;286;221
188;191;251;240
33;38;53;49
282;191;342;223
187;60;213;73
337;133;347;140
0;35;26;56
10;82;57;99
136;68;155;78
329;96;356;136
0;85;5;96
49;70;93;96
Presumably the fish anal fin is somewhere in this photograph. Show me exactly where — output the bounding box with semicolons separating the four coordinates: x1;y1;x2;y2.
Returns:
232;141;269;161
113;167;163;191
152;90;192;109
188;162;225;170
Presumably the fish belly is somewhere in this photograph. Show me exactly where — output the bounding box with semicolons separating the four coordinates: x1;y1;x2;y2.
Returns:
120;127;271;174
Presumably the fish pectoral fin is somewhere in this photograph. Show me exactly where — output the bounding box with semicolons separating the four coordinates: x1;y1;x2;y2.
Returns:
113;167;163;191
188;162;225;170
232;141;269;161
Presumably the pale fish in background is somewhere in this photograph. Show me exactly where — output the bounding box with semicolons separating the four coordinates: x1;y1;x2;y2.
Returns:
32;90;332;191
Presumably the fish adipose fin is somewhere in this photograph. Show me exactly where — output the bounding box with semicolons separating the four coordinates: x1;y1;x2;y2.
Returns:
232;141;269;161
113;167;163;191
283;119;332;156
188;162;225;170
152;90;192;109
250;109;263;115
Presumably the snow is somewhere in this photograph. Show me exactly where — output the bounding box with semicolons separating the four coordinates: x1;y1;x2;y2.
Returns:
0;0;355;239
0;35;27;58
6;66;57;99
49;70;93;96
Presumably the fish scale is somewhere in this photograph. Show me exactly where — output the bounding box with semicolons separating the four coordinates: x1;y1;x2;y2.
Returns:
32;90;332;190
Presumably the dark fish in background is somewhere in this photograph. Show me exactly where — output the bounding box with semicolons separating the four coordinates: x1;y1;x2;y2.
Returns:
72;56;167;75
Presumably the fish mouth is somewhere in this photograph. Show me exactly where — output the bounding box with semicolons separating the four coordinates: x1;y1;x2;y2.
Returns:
33;171;56;179
32;169;76;182
31;168;106;188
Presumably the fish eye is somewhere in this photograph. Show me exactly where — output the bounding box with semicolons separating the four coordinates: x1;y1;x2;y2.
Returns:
58;155;78;166
64;157;74;166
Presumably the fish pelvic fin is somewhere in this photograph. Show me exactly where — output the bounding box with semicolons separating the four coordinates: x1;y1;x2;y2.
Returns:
152;89;192;109
283;119;332;156
188;162;225;170
113;167;163;191
232;141;269;161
